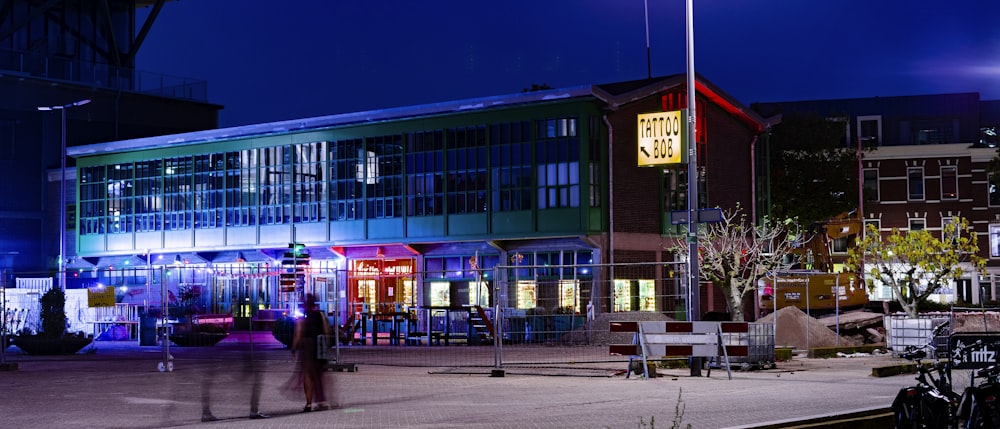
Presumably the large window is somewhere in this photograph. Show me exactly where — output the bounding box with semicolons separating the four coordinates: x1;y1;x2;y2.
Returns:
536;117;580;209
991;224;1000;258
470;281;489;307
402;279;415;307
858;115;882;147
79;165;106;235
163;157;193;230
225;150;257;226
358;279;377;308
429;281;450;307
106;163;133;234
134;160;162;232
446;126;488;214
193;154;224;229
908;167;925;201
295;142;326;222
489;122;533;212
638;280;656;312
368;135;404;219
613;280;632;312
863;168;879;201
940;165;958;200
516;280;536;309
559;280;580;312
329;139;365;220
589;117;602;208
406;131;444;216
259;146;292;225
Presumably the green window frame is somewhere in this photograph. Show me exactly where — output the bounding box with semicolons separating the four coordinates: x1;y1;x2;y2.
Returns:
329;139;364;221
489;121;533;212
225;150;258;226
367;135;404;219
259;146;292;225
588;116;602;208
446;126;488;214
163;157;193;230
295;142;326;223
406;131;444;217
106;162;133;234
194;153;225;229
79;165;107;235
134;160;162;232
535;117;580;209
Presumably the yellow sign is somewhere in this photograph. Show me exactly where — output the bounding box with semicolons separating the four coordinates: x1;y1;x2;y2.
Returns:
87;286;116;307
637;109;688;166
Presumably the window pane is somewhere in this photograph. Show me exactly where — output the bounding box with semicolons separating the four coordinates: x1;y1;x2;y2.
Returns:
908;168;924;200
942;217;959;243
941;166;957;200
863;168;879;201
859;116;881;146
991;224;1000;258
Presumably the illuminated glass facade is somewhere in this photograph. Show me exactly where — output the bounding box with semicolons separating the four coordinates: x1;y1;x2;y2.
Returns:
77;114;597;242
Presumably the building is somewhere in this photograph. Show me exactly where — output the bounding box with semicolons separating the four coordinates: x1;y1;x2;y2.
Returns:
0;0;220;279
753;93;1000;304
66;74;772;330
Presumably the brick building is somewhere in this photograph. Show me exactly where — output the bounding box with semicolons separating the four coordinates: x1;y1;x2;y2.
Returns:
754;93;1000;304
